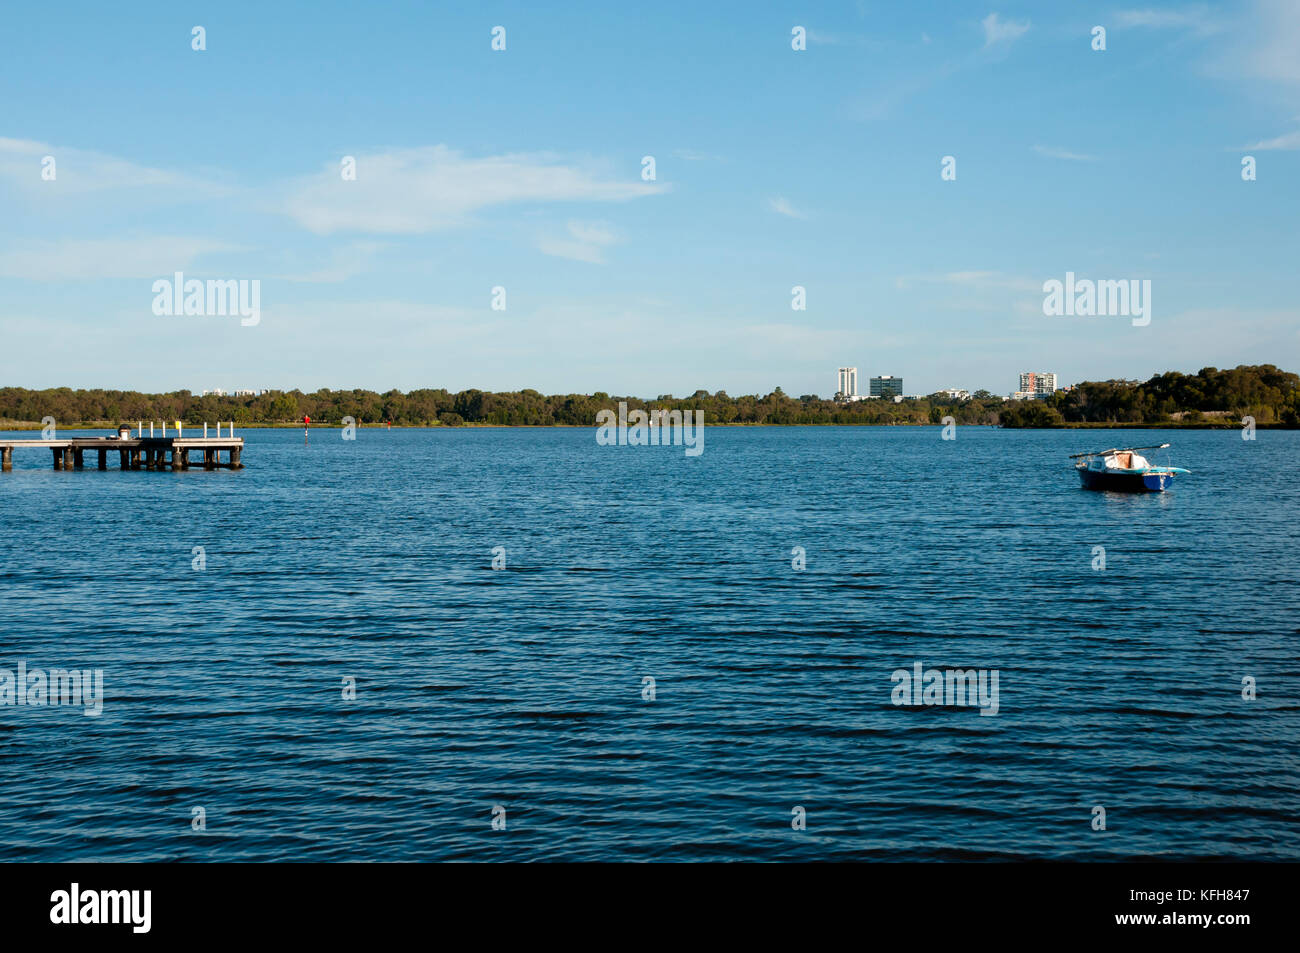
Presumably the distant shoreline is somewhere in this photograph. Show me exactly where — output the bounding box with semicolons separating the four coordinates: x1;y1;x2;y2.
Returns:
1;420;1285;431
3;365;1296;429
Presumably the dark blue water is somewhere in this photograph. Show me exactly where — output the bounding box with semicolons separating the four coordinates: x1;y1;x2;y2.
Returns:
1;426;1296;861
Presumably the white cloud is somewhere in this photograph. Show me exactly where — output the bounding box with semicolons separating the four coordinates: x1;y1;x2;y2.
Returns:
896;270;1042;296
767;197;807;219
806;30;881;49
1115;6;1220;35
0;237;245;280
981;13;1030;48
852;13;1026;120
939;271;1041;292
537;220;619;264
1236;0;1300;85
273;242;387;283
283;146;666;235
0;137;225;197
1242;129;1300;149
1033;144;1098;161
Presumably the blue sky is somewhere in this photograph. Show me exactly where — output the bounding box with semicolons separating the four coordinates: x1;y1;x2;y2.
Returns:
2;1;1298;397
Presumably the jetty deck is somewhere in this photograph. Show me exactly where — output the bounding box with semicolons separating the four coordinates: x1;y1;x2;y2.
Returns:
1;424;243;472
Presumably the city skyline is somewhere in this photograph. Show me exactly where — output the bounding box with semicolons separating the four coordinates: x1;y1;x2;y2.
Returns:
2;1;1298;397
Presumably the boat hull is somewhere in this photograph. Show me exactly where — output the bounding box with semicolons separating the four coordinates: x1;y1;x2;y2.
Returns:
1077;467;1172;493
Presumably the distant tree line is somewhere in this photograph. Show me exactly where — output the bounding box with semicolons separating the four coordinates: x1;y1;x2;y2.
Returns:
999;365;1300;428
0;386;1003;427
1;365;1295;428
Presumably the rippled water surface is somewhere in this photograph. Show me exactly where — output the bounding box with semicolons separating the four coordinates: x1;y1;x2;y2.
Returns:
1;426;1296;861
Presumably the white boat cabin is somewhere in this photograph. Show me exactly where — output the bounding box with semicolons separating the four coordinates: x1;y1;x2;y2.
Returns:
1086;451;1151;472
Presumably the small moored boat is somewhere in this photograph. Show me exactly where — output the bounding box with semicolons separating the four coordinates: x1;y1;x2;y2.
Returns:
1070;443;1190;493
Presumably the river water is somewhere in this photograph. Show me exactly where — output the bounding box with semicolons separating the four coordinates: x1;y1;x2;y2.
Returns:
0;425;1295;860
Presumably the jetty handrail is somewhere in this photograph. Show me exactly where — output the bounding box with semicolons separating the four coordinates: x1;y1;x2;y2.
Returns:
1068;443;1170;459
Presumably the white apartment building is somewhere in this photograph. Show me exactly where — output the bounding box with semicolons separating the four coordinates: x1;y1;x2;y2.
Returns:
837;367;859;399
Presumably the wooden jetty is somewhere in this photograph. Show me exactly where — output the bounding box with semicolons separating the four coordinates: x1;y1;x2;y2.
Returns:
0;422;243;472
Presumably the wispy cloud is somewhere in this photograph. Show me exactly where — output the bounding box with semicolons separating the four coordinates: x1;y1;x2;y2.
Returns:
537;220;619;264
895;270;1045;318
806;29;882;50
283;146;666;235
0;137;226;198
850;61;963;121
850;12;1026;121
273;241;387;283
0;237;245;280
672;148;724;162
857;11;1030;123
1234;0;1300;85
945;271;1040;292
981;13;1030;48
1033;144;1098;161
767;197;807;219
897;270;1042;293
1115;5;1220;35
1242;129;1300;150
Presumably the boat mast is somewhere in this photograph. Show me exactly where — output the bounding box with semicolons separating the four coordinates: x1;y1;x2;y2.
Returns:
1067;443;1171;459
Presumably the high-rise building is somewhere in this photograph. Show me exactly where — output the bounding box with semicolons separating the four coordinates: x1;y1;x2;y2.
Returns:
1017;372;1057;399
870;375;903;398
837;367;858;399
